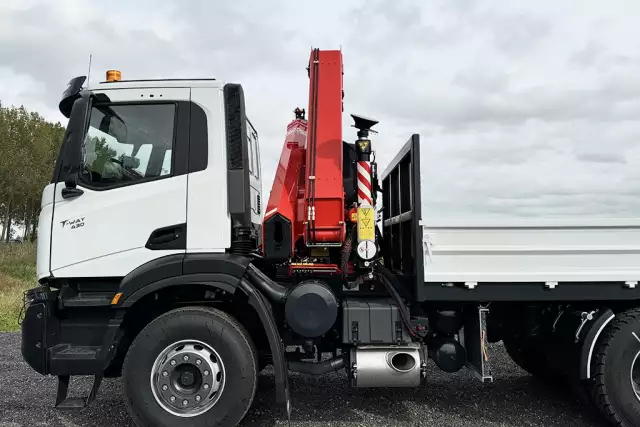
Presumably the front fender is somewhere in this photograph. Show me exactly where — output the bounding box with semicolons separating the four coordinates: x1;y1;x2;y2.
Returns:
116;253;250;307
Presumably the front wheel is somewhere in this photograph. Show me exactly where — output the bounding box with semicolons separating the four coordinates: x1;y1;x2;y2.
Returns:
122;306;258;427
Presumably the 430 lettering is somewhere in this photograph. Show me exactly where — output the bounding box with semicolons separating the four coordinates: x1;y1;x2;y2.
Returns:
60;217;85;230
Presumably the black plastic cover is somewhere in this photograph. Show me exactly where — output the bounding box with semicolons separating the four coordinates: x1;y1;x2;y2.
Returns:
342;298;411;344
263;213;292;260
285;280;337;338
224;83;251;228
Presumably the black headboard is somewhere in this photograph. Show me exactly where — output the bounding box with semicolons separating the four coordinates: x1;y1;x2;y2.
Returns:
380;134;425;301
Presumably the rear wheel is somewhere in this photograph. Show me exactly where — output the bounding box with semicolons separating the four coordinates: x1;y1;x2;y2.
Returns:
122;306;258;427
590;309;640;427
503;336;562;381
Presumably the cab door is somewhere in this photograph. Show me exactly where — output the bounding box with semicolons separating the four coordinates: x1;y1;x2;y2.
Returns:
50;87;191;278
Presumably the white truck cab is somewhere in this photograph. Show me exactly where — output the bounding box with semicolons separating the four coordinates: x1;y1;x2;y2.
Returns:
37;74;262;280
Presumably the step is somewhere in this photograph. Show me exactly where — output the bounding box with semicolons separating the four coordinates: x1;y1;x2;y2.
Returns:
55;375;103;410
50;344;100;359
49;345;103;376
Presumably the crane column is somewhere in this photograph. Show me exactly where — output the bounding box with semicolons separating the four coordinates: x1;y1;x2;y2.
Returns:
352;115;379;262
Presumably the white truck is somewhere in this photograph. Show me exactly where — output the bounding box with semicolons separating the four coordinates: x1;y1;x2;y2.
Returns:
20;51;640;427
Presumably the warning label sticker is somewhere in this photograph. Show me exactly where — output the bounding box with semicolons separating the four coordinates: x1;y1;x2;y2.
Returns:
357;207;375;241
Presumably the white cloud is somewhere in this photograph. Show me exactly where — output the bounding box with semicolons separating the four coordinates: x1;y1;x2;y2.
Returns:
1;0;640;220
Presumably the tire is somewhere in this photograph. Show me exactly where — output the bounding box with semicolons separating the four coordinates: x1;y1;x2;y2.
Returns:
590;309;640;427
503;336;562;381
122;306;258;427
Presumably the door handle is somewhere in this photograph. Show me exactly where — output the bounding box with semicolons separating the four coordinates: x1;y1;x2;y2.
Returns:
145;224;186;250
61;187;84;199
149;232;178;245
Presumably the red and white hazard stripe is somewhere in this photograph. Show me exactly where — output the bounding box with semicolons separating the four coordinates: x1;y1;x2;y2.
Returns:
357;161;373;206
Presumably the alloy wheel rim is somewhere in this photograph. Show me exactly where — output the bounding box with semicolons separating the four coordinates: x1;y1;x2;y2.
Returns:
150;340;225;417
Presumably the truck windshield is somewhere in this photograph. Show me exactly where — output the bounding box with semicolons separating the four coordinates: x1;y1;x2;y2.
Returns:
80;103;175;188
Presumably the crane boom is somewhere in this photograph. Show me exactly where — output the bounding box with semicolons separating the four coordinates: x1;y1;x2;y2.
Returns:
304;48;345;246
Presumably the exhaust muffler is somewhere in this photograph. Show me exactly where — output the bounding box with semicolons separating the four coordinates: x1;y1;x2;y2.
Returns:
349;344;426;387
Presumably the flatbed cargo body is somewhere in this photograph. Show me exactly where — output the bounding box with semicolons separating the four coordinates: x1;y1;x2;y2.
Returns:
422;218;640;284
381;135;640;302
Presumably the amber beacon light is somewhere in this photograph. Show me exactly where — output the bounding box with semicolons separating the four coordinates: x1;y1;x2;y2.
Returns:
105;69;122;82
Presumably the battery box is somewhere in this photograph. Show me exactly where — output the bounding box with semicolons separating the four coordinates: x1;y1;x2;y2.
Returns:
342;298;411;344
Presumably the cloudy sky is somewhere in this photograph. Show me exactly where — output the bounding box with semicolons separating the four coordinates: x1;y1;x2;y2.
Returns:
2;0;640;221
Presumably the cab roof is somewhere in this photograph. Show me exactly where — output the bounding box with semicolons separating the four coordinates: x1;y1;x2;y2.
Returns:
89;78;224;91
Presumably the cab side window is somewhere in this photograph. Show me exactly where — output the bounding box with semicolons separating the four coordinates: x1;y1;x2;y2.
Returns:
79;103;175;189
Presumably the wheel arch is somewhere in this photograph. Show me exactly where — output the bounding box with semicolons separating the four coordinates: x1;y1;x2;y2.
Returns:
121;274;238;307
580;308;615;379
115;253;251;307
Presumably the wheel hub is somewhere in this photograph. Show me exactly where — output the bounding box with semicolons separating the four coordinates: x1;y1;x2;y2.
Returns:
150;340;225;417
180;371;195;387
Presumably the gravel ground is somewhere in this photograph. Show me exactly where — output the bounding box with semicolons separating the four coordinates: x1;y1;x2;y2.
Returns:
0;332;607;427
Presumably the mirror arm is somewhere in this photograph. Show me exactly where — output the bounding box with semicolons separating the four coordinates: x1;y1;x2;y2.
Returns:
64;172;78;189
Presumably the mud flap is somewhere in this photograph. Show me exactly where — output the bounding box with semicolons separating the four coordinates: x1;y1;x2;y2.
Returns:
238;279;291;419
460;306;493;383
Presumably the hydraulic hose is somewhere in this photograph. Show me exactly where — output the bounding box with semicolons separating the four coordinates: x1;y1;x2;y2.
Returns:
376;262;414;304
288;356;345;375
341;224;356;278
244;264;288;303
375;263;422;340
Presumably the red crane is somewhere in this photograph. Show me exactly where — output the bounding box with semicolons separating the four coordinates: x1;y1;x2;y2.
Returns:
263;49;346;259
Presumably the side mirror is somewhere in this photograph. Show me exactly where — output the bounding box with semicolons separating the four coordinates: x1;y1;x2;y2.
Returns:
120;155;140;169
61;91;92;188
59;76;87;118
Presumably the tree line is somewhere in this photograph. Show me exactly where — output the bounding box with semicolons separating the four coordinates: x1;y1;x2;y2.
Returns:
0;102;65;242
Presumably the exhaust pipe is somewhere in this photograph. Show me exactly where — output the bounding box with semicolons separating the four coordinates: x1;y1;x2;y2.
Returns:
288;356;345;375
244;264;288;303
388;351;417;373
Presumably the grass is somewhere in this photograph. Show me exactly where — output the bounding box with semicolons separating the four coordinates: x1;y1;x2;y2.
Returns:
0;242;36;332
